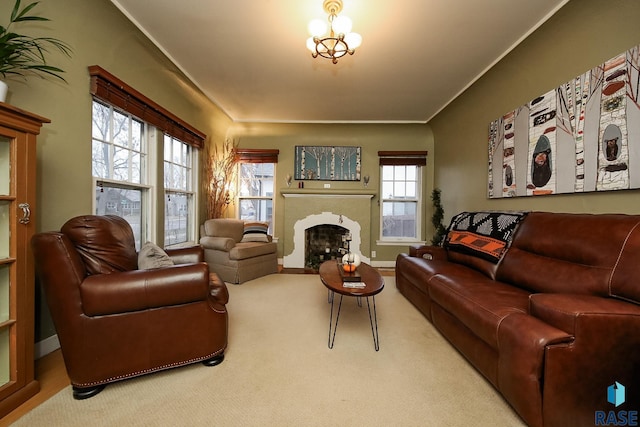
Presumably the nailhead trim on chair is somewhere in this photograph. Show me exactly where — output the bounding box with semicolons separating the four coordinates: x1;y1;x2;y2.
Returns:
72;349;226;388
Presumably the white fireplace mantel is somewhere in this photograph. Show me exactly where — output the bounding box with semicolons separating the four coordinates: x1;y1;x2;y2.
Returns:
281;191;375;269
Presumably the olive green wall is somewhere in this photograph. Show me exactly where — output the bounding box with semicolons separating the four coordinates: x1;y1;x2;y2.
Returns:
226;122;434;265
429;0;640;220
12;0;634;347
2;0;232;343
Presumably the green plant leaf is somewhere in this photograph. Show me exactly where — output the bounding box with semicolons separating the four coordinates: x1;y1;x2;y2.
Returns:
12;1;42;22
0;0;72;80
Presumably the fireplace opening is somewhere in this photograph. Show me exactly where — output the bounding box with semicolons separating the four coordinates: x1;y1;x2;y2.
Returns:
305;224;349;270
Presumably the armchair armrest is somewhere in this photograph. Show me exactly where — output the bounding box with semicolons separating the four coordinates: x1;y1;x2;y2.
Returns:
165;245;204;264
409;244;448;261
80;263;210;316
199;236;235;252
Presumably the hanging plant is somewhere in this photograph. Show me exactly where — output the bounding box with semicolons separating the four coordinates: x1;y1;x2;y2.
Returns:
430;188;447;246
204;139;238;219
0;0;72;81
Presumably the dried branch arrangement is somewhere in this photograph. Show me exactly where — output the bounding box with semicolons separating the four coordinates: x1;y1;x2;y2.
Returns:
204;139;238;219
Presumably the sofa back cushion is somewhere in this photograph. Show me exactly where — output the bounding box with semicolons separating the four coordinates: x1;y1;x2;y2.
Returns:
609;220;640;304
61;215;138;275
497;212;640;300
203;218;244;243
446;251;499;279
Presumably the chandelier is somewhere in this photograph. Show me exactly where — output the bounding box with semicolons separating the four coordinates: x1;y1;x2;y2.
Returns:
306;0;362;64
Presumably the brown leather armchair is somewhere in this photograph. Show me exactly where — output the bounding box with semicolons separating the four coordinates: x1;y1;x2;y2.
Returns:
31;215;229;399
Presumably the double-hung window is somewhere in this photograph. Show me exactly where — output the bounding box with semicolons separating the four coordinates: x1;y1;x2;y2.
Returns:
164;135;195;246
378;151;427;242
92;100;148;248
236;149;279;234
89;66;206;249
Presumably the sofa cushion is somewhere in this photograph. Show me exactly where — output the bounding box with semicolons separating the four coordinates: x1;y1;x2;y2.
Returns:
397;255;490;289
138;241;174;270
428;274;530;349
241;222;269;242
61;215;138;275
229;241;277;260
444;211;528;263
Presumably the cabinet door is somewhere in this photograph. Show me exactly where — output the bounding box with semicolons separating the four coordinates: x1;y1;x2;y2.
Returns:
0;132;18;398
0;104;46;418
0;125;38;408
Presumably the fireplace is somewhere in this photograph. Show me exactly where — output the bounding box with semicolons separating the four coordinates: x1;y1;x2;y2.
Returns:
305;224;349;270
281;192;374;269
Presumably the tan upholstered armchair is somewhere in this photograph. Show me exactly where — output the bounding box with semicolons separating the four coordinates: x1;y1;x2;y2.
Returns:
31;215;229;399
200;218;278;284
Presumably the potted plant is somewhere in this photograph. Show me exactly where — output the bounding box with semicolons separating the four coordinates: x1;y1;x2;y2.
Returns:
0;0;72;101
430;188;447;246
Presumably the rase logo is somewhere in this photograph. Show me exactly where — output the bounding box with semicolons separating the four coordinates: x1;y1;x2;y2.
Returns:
610;382;627;408
595;382;638;426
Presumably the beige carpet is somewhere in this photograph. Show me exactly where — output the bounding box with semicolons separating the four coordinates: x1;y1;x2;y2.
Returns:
13;273;525;426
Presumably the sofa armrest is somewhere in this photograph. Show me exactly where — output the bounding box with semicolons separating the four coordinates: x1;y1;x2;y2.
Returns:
165;245;204;264
409;244;448;261
497;312;574;424
529;293;640;335
199;236;235;252
80;263;210;316
528;293;640;426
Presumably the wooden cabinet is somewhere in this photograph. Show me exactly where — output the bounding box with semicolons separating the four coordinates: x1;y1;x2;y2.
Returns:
0;103;49;418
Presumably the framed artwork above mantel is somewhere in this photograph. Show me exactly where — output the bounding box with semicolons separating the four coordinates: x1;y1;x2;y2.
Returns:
294;145;361;181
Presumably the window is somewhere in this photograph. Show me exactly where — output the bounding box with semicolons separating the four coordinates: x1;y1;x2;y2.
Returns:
235;149;279;234
89;66;206;249
92;100;148;248
381;165;420;239
238;163;275;232
164;135;195;246
378;151;427;242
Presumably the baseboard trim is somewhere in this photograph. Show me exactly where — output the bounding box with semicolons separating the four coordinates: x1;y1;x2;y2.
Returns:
35;335;60;359
370;260;396;268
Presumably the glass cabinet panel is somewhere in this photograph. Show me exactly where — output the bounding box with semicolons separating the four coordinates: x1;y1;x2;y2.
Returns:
0;136;9;196
0;201;8;260
0;328;8;388
0;266;8;323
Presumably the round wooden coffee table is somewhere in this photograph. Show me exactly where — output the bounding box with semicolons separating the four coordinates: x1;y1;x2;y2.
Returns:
319;260;384;351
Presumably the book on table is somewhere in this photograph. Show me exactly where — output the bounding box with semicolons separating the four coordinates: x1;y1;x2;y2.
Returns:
338;263;362;282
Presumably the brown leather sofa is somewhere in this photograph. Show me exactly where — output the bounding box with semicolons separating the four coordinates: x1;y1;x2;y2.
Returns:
32;215;229;399
396;211;640;427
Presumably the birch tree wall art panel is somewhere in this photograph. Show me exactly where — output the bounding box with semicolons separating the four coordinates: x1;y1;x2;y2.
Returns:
294;146;361;181
488;43;640;198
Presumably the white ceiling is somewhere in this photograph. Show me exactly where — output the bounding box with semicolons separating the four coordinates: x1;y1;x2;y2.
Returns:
110;0;569;124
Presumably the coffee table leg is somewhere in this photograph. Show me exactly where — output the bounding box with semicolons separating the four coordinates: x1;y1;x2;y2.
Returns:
366;296;380;351
328;292;343;349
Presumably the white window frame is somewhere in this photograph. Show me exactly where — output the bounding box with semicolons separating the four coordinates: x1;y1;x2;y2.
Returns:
91;99;156;249
378;164;423;244
236;162;275;234
163;134;198;247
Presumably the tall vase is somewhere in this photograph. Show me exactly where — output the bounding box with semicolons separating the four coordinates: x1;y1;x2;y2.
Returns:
0;81;7;103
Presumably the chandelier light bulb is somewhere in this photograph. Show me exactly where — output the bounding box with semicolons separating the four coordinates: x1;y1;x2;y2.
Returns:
306;37;317;52
332;15;352;35
344;32;362;49
308;19;327;37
